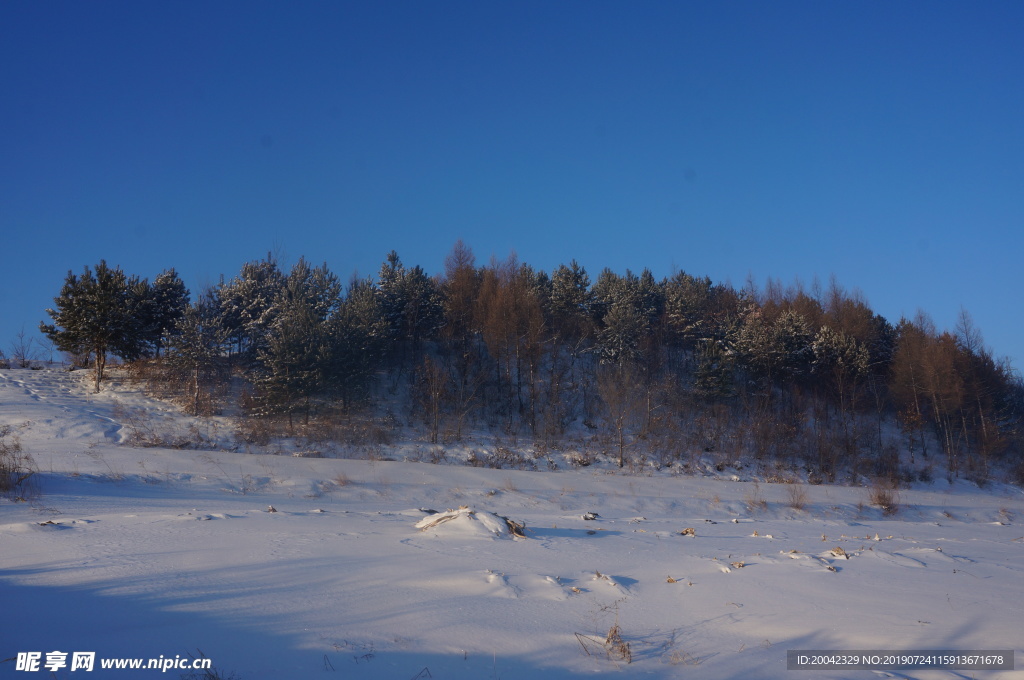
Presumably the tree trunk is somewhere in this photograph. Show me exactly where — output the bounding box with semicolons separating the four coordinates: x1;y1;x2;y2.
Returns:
618;417;625;468
193;365;200;415
93;346;106;393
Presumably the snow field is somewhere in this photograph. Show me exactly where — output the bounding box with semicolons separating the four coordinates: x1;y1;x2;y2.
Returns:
1;368;1022;679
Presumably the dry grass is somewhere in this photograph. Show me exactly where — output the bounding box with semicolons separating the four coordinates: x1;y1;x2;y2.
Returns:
0;425;37;499
234;416;275;447
785;482;809;510
666;650;702;666
178;649;240;680
604;624;632;663
868;479;900;516
744;481;768;514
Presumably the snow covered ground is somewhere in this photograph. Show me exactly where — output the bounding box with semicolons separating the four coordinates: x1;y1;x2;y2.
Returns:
1;367;1022;679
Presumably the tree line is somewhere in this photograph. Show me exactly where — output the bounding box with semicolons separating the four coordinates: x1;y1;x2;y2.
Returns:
39;242;1024;483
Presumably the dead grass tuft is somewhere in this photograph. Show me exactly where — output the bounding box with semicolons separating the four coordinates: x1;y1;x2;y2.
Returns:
604;624;632;663
868;479;900;516
744;481;768;514
785;482;809;510
0;425;37;499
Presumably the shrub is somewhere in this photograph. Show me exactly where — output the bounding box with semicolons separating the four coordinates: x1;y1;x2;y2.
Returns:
868;479;900;516
0;425;37;499
785;482;809;510
744;481;767;514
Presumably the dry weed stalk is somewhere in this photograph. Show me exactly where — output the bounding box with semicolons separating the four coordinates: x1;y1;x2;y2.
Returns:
605;624;632;663
868;479;900;516
744;482;768;513
785;482;809;510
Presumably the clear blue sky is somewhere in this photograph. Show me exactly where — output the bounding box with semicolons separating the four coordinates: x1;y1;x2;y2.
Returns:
2;1;1022;366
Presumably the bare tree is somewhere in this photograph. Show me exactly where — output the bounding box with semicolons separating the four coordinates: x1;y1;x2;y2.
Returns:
9;328;40;368
596;362;644;468
416;356;448;444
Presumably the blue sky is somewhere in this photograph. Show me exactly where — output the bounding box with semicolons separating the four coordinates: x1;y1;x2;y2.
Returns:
2;1;1022;365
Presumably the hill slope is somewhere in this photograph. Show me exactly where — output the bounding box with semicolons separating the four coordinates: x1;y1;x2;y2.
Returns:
1;367;1021;678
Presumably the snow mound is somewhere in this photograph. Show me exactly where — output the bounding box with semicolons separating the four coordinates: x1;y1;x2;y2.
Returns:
414;507;527;539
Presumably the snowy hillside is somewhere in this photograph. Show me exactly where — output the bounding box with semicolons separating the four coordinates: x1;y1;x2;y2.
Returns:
1;367;1021;679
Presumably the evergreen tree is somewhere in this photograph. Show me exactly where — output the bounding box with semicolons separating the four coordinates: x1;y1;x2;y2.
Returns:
867;313;897;373
694;338;735;399
732;307;813;388
549;260;592;347
252;259;341;426
217;255;286;361
773;310;815;381
812;326;869;387
592;268;663;365
164;292;229;415
147;268;190;357
731;305;770;384
813;325;870;450
597;299;646;364
40;261;138;391
589;267;620;327
326;278;387;408
544;261;593;427
254;299;326;427
117;275;157;362
664;271;716;350
377;251;443;373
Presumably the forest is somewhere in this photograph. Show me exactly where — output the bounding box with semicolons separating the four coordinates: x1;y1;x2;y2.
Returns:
38;241;1024;487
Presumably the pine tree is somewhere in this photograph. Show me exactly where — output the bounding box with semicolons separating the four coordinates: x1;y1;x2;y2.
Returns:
592;269;663;365
252;259;341;427
538;261;593;435
217;255;285;361
732;306;813;388
694;339;735;399
148;268;190;357
549;260;592;347
117;275;156;362
598;299;646;364
664;271;716;350
813;325;870;453
773;310;815;381
164;292;228;415
254;300;326;428
40;261;138;391
326;278;386;408
377;251;443;374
